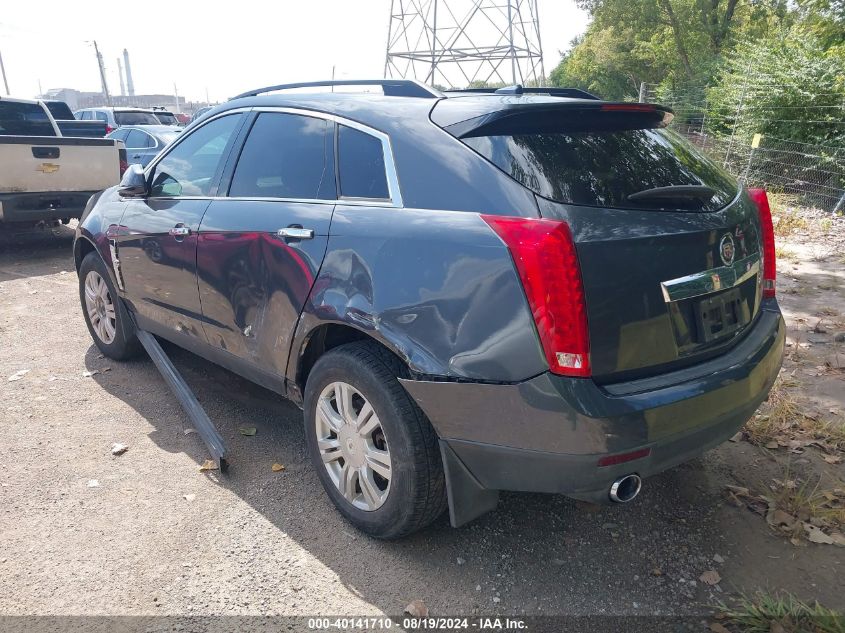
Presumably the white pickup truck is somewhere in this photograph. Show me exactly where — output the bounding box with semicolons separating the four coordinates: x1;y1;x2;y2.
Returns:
0;96;123;226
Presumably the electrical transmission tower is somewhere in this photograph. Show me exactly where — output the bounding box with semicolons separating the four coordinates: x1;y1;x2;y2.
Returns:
384;0;545;89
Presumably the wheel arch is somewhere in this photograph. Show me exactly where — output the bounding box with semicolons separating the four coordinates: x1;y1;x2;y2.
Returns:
289;319;416;405
74;235;98;271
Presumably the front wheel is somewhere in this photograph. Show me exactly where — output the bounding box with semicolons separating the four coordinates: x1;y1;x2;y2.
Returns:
303;341;446;539
78;252;140;360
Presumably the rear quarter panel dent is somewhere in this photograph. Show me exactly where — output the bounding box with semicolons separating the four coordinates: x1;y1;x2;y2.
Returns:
296;206;547;382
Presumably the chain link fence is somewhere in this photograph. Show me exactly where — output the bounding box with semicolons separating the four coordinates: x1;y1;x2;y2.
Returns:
643;84;845;213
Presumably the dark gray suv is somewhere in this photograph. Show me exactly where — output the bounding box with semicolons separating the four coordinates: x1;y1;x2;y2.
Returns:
73;80;784;538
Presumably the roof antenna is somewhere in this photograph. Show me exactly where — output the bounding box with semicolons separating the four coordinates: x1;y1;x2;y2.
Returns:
495;85;524;95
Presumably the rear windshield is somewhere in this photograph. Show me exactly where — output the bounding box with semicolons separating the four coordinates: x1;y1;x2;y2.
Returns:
115;111;159;126
463;127;738;212
154;112;179;125
0;101;54;136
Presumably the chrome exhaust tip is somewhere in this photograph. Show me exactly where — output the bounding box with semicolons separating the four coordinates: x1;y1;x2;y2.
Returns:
609;474;642;503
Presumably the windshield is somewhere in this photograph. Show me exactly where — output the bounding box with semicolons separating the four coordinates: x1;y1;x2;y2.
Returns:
115;111;160;126
463;127;738;212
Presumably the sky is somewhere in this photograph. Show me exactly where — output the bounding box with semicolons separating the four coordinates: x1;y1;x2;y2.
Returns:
0;0;588;104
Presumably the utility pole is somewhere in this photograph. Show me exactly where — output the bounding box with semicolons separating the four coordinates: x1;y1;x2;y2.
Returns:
638;82;647;103
173;83;180;113
0;50;10;95
93;40;112;106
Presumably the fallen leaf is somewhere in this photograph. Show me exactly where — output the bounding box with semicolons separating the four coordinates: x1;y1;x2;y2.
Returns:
726;485;750;497
7;369;30;382
183;428;197;435
822;455;843;465
239;427;257;436
709;623;732;633
199;459;218;472
699;570;721;585
767;509;797;531
404;600;429;617
110;443;128;456
271;463;286;472
651;567;663;577
803;523;836;545
770;622;787;633
82;370;99;378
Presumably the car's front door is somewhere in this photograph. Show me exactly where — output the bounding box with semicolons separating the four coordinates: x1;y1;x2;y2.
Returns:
196;110;337;377
117;112;245;342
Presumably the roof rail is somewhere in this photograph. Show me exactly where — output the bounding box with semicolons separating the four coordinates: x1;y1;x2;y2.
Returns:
231;79;442;101
445;85;600;100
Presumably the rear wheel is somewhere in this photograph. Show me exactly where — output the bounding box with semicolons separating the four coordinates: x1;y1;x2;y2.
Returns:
78;252;140;360
303;341;446;539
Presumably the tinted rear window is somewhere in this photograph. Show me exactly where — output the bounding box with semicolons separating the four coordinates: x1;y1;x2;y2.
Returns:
155;112;178;125
337;125;389;199
463;128;737;212
44;101;74;120
115;111;159;125
0;101;54;136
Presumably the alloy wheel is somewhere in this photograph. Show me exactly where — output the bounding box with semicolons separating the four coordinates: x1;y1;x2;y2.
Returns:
83;271;117;345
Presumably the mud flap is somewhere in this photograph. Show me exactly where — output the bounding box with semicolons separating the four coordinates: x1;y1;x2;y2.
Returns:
136;330;228;472
439;439;499;527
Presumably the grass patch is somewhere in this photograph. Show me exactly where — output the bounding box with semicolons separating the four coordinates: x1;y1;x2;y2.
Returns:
773;210;809;238
746;376;803;445
775;245;799;262
717;592;844;633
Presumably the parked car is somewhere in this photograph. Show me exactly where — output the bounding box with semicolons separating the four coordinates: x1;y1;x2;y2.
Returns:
73;80;784;539
150;107;181;126
188;105;213;124
1;96;123;225
107;125;181;167
74;107;160;133
175;113;191;125
42;100;108;137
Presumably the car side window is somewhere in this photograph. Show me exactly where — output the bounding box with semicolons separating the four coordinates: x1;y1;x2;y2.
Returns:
80;111;91;120
337;125;389;200
126;129;153;149
150;114;242;198
94;111;108;122
228;112;335;200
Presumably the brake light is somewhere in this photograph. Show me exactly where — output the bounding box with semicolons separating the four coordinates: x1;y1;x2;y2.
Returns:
119;158;129;176
481;215;590;377
105;125;115;135
600;103;656;112
748;188;776;298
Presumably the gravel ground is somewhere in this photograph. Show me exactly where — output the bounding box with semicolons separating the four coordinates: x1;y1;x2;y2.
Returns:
0;221;843;625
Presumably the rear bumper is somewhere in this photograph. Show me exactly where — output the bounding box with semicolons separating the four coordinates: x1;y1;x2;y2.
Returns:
0;191;97;223
400;302;785;524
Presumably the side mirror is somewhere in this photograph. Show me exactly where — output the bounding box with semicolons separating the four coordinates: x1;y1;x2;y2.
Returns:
118;163;148;198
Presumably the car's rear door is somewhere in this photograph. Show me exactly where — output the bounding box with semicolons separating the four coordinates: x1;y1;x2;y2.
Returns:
116;112;245;341
196;110;336;377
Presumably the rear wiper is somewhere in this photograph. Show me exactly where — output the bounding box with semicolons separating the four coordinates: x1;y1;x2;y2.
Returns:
627;185;716;202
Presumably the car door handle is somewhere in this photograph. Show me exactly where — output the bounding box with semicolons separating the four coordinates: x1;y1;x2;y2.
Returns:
132;154;142;159
276;227;314;240
169;226;191;237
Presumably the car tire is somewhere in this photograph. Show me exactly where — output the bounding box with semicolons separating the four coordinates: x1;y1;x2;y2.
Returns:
78;251;141;360
303;341;447;539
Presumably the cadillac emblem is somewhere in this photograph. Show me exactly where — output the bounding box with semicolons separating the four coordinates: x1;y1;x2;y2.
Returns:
719;233;735;266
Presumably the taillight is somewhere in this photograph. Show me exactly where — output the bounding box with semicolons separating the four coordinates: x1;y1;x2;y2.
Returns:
119;159;129;176
748;188;776;298
105;125;115;134
481;215;590;377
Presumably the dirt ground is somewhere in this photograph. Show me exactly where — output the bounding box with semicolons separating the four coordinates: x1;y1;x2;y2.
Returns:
0;211;843;625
